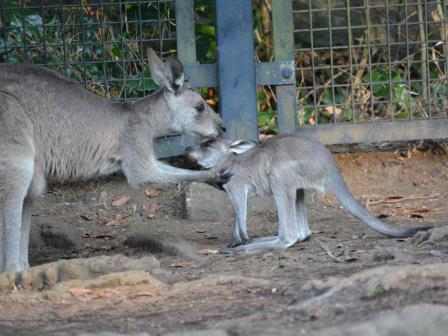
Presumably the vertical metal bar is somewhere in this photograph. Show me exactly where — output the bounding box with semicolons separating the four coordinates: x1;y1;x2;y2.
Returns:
417;0;429;117
1;0;8;62
273;0;297;133
346;0;356;123
385;0;393;121
40;0;47;65
327;0;337;124
98;0;109;98
443;0;448;84
215;0;258;140
137;0;144;97
423;0;431;118
79;0;88;88
366;0;374;120
157;0;163;55
308;0;318;124
405;0;412;120
59;0;67;75
175;0;196;64
118;0;126;99
21;0;27;62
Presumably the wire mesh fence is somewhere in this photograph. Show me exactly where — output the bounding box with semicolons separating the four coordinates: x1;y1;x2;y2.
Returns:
293;0;448;126
0;0;176;101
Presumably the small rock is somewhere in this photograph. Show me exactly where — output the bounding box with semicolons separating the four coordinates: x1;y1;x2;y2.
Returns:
311;304;448;336
198;249;219;255
0;254;162;292
412;226;448;245
51;270;164;293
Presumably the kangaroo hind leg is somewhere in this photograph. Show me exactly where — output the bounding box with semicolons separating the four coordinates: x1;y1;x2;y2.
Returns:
295;189;311;241
220;186;299;254
0;163;34;273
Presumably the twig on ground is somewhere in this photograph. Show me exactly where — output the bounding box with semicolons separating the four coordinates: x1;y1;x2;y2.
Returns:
363;193;440;206
315;238;350;263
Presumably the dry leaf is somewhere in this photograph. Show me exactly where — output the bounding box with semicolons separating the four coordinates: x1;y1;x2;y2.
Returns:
112;195;129;207
145;187;161;198
102;213;126;227
69;288;91;296
198;249;219;255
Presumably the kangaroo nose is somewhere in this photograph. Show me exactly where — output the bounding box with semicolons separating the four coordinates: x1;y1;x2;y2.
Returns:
220;126;226;132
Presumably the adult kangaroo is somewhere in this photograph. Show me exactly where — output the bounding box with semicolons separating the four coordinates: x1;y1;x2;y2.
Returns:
186;134;432;254
0;49;226;272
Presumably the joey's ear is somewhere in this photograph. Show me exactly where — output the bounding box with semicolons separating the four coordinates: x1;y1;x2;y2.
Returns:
147;48;165;86
229;140;257;154
163;57;185;94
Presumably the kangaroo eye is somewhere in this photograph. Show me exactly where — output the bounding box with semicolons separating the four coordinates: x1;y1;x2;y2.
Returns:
195;103;205;113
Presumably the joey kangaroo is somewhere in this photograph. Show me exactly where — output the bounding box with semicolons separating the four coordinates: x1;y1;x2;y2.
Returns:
186;134;432;254
0;49;226;273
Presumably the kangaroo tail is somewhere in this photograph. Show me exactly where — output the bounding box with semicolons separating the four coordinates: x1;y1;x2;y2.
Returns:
327;173;432;238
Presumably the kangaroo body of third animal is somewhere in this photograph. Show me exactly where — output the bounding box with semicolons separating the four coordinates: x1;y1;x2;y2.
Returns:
0;49;226;273
186;134;431;254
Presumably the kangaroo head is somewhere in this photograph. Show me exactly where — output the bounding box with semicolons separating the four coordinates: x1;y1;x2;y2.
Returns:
186;139;257;169
147;49;225;138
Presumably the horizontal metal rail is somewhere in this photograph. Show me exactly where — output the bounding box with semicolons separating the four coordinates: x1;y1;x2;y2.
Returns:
296;119;448;145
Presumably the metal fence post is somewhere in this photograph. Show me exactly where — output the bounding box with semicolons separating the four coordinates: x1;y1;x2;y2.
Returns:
154;0;200;158
215;0;259;141
175;0;196;65
272;0;297;133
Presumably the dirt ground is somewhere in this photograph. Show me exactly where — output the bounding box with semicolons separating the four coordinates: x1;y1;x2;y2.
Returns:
0;146;447;336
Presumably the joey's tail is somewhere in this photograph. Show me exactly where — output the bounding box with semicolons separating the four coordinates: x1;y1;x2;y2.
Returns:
326;172;432;237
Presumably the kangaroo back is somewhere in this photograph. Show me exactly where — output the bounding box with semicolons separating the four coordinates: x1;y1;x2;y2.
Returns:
327;171;431;237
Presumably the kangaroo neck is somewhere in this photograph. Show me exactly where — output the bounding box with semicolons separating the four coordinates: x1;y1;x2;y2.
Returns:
215;153;240;174
131;89;173;138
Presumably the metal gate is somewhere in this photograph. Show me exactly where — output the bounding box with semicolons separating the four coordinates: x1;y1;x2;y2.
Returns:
1;0;447;158
179;0;448;147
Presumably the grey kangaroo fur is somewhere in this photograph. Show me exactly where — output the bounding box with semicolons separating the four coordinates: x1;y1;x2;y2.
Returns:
186;134;432;254
0;49;226;273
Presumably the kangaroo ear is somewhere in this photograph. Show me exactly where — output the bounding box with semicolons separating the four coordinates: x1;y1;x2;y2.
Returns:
163;57;184;94
147;48;165;86
229;140;257;154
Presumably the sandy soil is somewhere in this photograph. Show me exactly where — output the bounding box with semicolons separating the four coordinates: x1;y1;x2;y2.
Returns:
0;148;447;336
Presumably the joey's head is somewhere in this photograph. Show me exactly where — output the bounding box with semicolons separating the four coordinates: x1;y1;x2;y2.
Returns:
147;49;225;138
186;139;257;169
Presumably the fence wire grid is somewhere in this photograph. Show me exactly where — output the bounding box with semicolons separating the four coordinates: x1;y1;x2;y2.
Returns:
293;0;448;126
0;0;176;101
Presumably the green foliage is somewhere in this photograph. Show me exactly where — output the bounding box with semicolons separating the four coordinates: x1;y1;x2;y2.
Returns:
372;284;385;297
257;90;277;134
195;0;216;63
1;1;176;100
